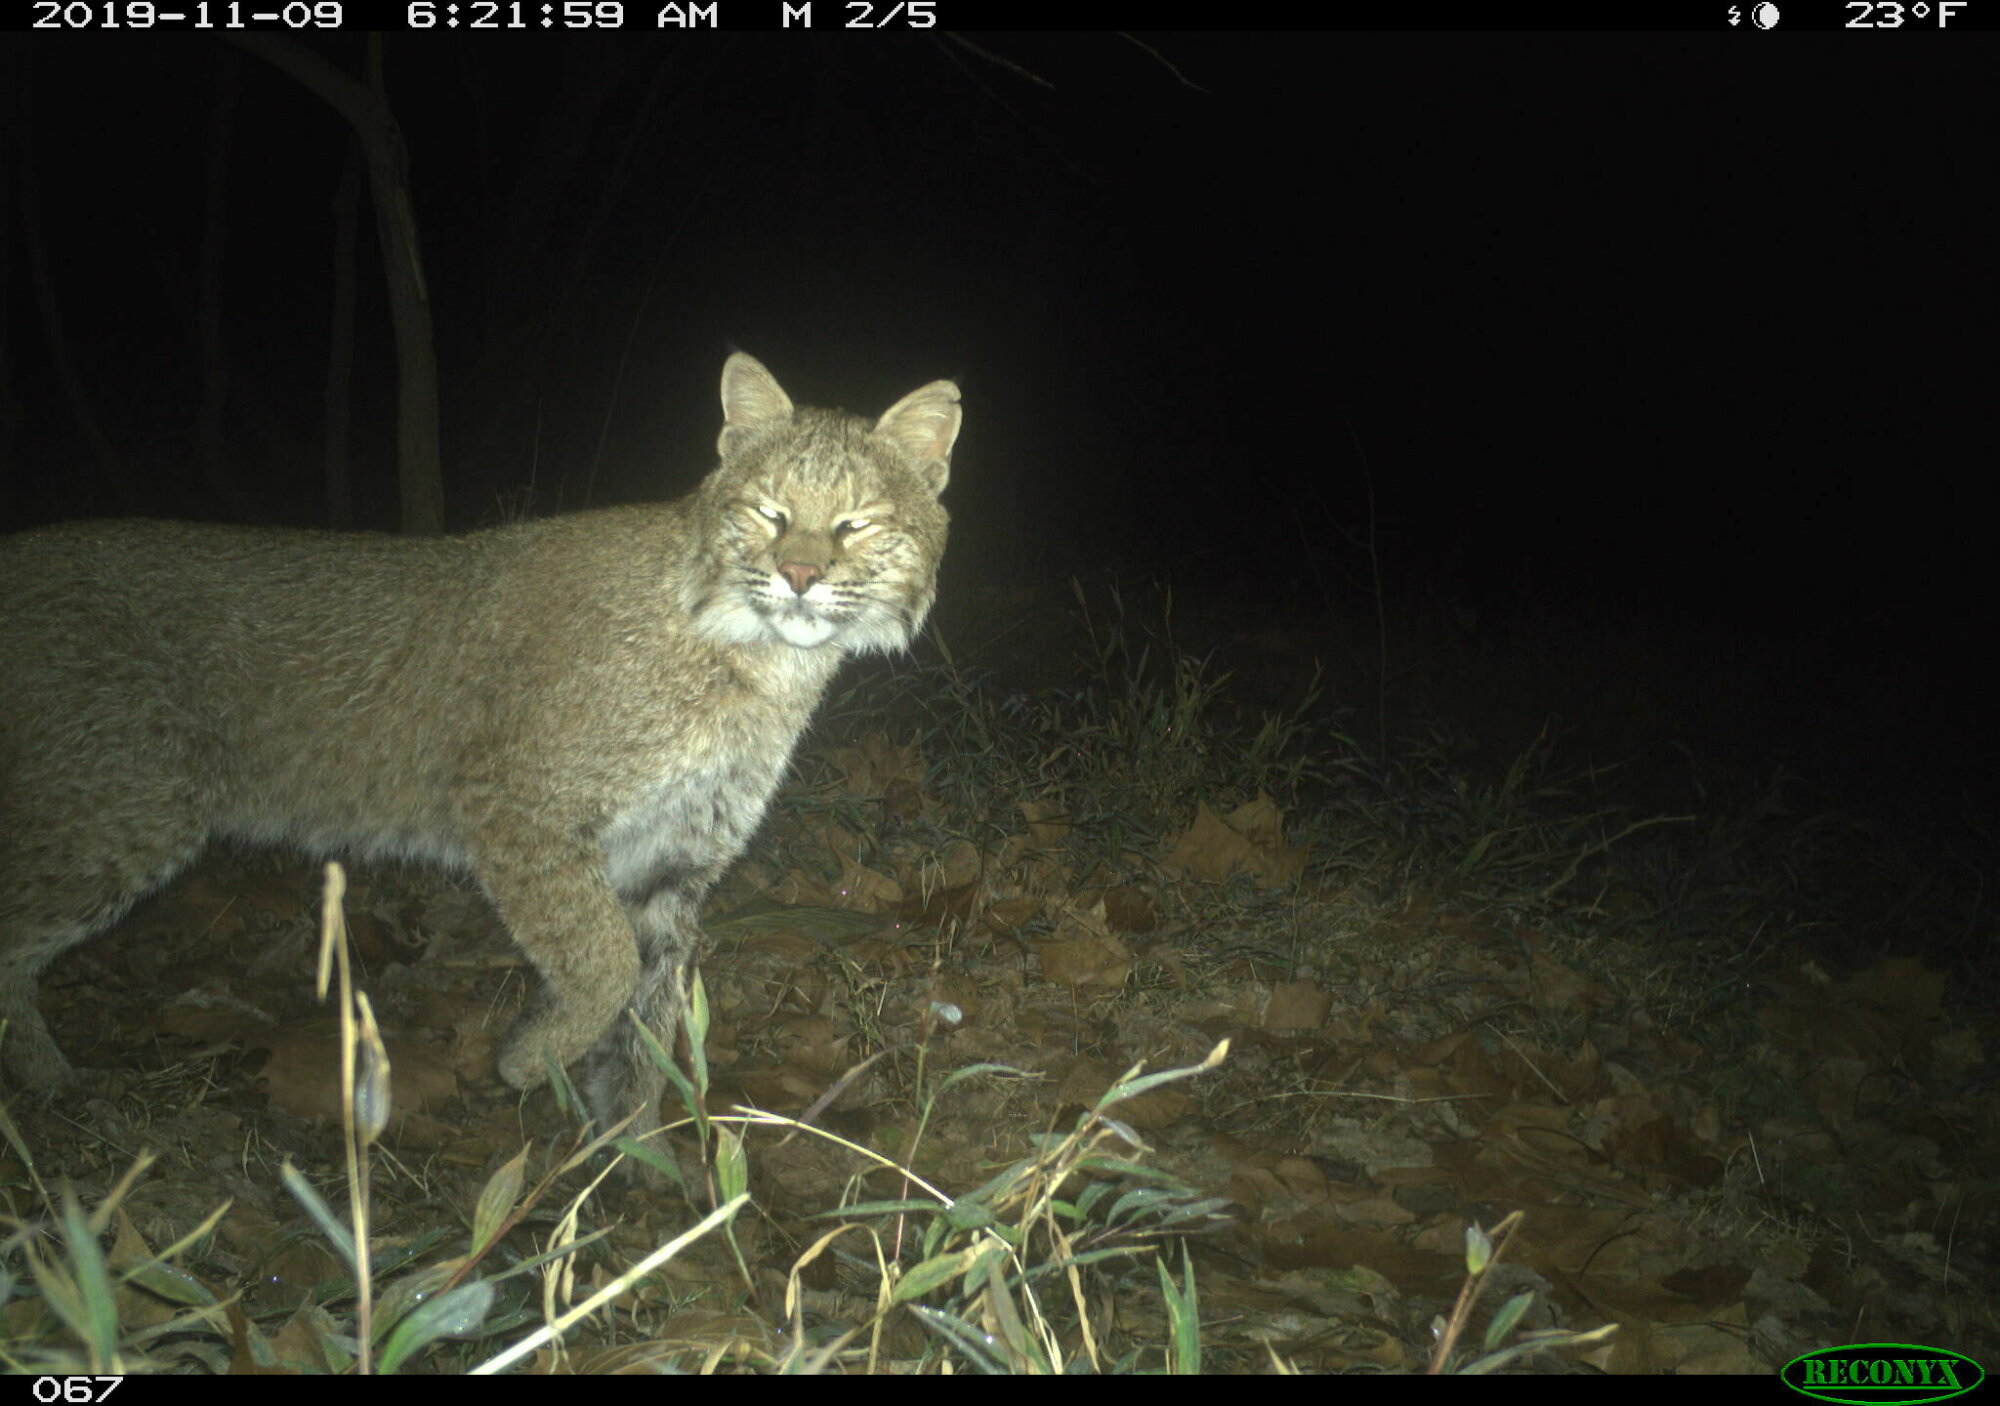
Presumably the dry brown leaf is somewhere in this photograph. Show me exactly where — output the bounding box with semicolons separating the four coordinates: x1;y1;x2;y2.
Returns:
984;895;1041;933
256;1305;342;1374
1833;956;1944;1019
1528;951;1615;1011
1264;980;1331;1031
1095;884;1158;934
1166;802;1256;882
254;1019;458;1123
1164;793;1308;885
1034;933;1131;989
830;735;925;795
1019;794;1073;848
832;859;902;911
892;879;980;933
108;1211;189;1332
1115;1087;1190;1131
934;837;984;886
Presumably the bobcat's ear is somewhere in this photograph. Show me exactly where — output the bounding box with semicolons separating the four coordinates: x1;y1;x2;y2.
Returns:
875;380;962;496
718;353;796;457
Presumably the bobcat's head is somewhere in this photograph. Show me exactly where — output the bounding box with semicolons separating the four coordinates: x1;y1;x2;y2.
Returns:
687;353;959;656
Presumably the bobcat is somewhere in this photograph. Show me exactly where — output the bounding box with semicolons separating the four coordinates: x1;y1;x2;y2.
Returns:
0;352;961;1140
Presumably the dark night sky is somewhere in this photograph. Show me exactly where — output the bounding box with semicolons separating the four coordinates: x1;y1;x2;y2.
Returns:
3;30;1992;727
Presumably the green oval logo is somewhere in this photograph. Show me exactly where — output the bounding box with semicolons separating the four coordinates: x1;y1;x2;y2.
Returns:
1782;1343;1984;1405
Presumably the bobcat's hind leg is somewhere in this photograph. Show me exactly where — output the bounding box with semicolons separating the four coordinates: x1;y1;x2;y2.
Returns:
576;867;713;1156
0;817;207;1094
0;934;83;1093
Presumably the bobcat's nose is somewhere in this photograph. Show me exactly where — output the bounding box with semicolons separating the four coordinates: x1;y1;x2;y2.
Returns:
777;561;822;595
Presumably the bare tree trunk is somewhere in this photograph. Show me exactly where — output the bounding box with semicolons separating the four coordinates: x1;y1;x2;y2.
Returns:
324;140;362;530
457;42;645;501
13;56;127;512
0;40;21;502
227;32;444;535
193;47;251;519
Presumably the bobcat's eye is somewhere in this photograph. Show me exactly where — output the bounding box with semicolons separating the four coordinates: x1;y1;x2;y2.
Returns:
834;517;872;539
755;505;788;531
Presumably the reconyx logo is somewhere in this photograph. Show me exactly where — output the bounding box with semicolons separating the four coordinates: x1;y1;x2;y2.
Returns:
1782;1343;1984;1405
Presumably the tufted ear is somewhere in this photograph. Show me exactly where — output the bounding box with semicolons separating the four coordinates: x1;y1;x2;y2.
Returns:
717;353;796;457
874;379;962;495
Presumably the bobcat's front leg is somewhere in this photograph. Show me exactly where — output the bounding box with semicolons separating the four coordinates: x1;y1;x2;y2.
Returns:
474;826;642;1101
